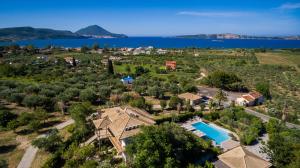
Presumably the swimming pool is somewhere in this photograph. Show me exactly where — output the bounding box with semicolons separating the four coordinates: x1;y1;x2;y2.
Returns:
192;122;230;145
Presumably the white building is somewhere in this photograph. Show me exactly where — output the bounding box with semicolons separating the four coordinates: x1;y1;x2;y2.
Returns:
236;92;264;106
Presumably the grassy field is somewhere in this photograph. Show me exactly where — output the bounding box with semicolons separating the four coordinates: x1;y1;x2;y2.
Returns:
256;50;300;71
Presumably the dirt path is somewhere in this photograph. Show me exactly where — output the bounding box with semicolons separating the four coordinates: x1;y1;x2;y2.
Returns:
17;119;74;168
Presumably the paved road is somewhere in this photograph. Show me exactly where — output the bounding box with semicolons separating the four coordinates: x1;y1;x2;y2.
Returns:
17;119;74;168
245;108;300;130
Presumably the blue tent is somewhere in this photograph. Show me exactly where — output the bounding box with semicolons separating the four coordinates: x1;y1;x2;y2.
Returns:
121;76;134;84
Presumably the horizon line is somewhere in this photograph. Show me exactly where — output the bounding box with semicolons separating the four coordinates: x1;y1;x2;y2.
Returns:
0;25;299;37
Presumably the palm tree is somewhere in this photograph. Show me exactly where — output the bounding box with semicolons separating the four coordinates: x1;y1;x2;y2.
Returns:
215;89;228;107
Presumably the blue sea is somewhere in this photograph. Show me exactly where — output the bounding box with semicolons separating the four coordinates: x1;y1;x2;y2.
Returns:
1;37;300;48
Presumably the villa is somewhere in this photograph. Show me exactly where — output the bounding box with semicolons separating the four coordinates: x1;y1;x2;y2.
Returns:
236;92;264;106
178;92;201;106
92;106;155;160
214;146;271;168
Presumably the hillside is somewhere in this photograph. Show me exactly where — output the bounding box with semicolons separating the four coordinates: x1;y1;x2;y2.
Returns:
76;25;127;38
0;27;85;42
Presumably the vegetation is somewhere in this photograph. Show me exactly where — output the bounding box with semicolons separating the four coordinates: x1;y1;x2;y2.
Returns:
255;82;271;99
262;119;300;168
126;123;217;168
202;71;247;92
207;107;265;145
32;129;63;152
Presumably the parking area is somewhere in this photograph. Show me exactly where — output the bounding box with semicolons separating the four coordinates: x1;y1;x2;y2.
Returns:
197;86;244;104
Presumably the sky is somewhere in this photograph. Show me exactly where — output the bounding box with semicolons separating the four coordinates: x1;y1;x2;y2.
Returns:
1;0;300;36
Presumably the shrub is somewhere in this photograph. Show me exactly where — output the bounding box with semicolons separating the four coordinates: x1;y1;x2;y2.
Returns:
0;110;17;127
18;112;34;125
32;129;63;152
169;96;182;110
155;112;203;124
28;120;41;132
255;82;271;99
79;88;98;103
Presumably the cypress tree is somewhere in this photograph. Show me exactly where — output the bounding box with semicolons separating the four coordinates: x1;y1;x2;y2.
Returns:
107;59;114;75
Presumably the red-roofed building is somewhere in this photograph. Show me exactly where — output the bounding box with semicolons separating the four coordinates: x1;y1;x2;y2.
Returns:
165;61;176;70
236;92;264;106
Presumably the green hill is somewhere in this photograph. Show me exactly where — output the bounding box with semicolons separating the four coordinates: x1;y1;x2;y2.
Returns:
76;25;127;38
0;27;85;42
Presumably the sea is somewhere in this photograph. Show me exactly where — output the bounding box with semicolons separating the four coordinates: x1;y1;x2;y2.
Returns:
1;37;300;49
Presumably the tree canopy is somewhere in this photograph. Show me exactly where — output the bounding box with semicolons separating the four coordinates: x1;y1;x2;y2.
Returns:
126;123;215;168
202;71;247;92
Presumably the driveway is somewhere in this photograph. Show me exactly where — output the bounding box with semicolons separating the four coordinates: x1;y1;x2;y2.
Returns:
197;86;243;105
245;133;269;161
17;119;74;168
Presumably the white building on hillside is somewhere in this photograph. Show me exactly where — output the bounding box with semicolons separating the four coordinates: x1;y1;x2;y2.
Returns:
236;92;264;106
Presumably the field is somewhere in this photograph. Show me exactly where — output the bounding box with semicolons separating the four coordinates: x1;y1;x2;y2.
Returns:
256;50;300;71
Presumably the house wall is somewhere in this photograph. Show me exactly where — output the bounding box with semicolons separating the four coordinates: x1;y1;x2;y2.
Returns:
257;96;264;104
236;98;246;106
191;99;201;106
121;139;126;147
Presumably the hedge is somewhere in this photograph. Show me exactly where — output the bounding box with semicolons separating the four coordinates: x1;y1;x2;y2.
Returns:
155;112;203;124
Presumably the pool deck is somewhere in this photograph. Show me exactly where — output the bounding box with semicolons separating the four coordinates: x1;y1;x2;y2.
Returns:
180;118;240;151
181;118;269;161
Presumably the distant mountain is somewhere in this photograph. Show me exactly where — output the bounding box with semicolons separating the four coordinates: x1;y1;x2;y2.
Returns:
76;25;127;38
0;27;85;42
176;33;300;40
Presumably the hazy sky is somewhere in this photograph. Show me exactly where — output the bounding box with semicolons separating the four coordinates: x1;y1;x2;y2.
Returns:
1;0;300;36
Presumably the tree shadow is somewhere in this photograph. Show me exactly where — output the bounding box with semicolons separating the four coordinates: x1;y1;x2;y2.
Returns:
0;144;17;154
42;120;61;128
16;129;34;135
248;139;259;146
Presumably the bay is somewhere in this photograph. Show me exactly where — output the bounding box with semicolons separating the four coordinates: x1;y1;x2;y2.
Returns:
1;37;300;48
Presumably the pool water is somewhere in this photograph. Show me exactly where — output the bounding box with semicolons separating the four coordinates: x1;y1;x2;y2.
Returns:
192;122;230;145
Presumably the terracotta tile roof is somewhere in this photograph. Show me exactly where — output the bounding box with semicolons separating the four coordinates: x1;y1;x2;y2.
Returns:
64;56;73;62
218;146;271;168
242;95;255;102
178;92;201;101
93;106;155;141
249;92;263;99
92;116;111;129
